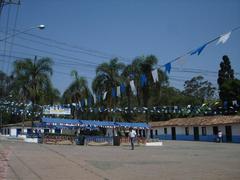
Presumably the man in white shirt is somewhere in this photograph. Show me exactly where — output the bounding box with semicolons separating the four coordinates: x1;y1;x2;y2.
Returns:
129;128;137;150
218;130;223;142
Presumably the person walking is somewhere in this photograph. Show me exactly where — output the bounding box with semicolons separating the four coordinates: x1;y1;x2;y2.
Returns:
129;128;136;150
218;130;223;142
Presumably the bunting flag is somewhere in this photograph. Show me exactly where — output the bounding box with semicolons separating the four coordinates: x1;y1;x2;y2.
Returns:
88;97;92;106
117;86;121;97
151;69;159;83
120;83;126;94
129;73;134;79
80;100;85;107
97;95;101;102
130;80;137;96
103;91;107;100
140;74;147;87
190;43;207;56
112;87;116;98
165;62;172;74
217;32;231;45
223;101;228;109
232;100;238;106
93;94;97;104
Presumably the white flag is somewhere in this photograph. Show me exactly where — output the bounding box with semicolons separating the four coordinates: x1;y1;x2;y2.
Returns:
117;86;121;97
217;32;231;45
93;94;97;104
130;80;137;96
103;91;107;100
232;100;238;106
151;69;159;83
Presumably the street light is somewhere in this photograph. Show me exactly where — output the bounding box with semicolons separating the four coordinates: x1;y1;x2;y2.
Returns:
0;24;46;42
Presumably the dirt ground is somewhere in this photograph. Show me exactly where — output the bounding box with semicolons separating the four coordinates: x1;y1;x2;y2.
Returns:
0;139;240;180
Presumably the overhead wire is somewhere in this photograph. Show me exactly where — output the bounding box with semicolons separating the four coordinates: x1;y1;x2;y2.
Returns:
1;4;11;71
6;27;132;63
6;2;19;74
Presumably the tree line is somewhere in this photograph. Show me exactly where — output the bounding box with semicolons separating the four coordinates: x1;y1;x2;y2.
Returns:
0;54;239;125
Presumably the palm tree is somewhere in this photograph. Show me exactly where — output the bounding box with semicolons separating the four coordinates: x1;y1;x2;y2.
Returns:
41;80;61;105
12;56;53;127
122;55;168;122
92;58;125;120
0;70;13;98
62;70;90;119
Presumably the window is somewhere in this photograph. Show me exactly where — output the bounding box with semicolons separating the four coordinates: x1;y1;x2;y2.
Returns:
185;127;189;135
164;128;167;134
202;127;207;136
155;129;158;136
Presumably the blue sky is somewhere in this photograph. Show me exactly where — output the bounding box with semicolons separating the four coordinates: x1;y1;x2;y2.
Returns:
0;0;240;94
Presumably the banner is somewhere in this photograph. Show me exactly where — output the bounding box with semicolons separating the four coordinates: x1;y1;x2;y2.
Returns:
43;106;71;115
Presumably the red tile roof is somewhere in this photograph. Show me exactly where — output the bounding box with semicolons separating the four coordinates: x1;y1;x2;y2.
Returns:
150;115;240;127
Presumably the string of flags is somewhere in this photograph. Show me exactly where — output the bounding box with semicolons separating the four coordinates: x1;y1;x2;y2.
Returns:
0;99;239;117
1;27;240;118
161;26;240;73
82;26;239;104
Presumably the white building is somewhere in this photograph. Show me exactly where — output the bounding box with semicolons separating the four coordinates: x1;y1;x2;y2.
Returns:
150;115;240;143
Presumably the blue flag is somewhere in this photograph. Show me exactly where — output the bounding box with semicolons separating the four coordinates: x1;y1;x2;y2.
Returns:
88;97;92;106
81;99;85;107
165;63;172;74
120;83;126;93
112;87;116;98
191;44;207;56
140;74;147;87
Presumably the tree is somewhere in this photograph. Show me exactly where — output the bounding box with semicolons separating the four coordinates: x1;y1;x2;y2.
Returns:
121;55;168;122
0;71;12;98
92;58;125;120
221;79;240;102
218;55;234;101
183;76;216;104
62;70;90;119
12;56;53;127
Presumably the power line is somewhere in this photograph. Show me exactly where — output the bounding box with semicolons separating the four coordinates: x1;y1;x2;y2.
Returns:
4;40;101;67
4;27;132;63
6;1;19;74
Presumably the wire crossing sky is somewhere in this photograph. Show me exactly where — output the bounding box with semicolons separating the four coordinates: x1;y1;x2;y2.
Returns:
0;0;239;93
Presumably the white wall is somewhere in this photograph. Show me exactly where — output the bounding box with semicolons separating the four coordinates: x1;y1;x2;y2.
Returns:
230;124;240;136
10;128;17;136
152;124;240;136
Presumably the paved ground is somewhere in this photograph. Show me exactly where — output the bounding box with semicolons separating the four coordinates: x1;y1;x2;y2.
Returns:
0;139;240;180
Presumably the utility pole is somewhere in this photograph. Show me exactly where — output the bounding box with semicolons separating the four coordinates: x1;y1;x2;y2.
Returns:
0;0;20;15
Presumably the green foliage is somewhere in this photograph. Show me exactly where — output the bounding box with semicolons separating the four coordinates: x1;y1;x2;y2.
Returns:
221;79;240;102
183;75;216;104
2;53;239;124
218;55;235;101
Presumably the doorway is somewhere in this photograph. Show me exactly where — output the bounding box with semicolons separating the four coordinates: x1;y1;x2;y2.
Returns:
193;127;199;141
16;128;22;136
171;127;176;140
213;126;218;136
225;126;232;142
150;129;153;139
